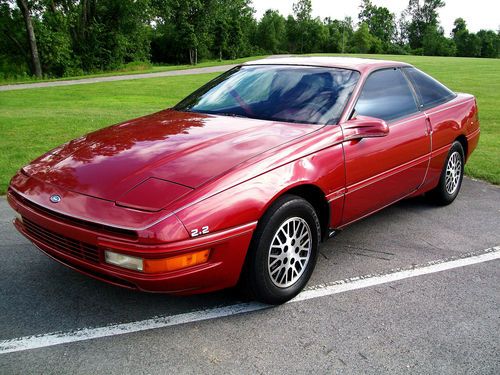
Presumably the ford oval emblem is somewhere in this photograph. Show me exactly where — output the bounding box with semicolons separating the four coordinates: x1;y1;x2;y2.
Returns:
50;195;61;203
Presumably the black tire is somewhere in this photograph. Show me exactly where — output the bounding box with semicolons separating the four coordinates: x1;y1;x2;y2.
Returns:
241;195;321;304
428;141;465;205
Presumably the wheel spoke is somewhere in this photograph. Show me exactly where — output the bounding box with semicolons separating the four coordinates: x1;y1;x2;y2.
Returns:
269;257;281;267
267;217;312;288
300;237;310;247
444;151;462;194
280;267;287;284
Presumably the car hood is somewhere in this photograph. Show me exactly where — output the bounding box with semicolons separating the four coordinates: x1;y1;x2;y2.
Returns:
24;110;317;204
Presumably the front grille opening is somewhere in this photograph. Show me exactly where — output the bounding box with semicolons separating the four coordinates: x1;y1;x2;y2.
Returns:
23;218;100;263
47;251;138;290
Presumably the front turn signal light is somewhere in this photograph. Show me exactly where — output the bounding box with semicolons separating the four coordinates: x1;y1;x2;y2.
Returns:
143;249;210;273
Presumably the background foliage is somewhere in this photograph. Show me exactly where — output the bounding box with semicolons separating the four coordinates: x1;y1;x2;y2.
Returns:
1;0;498;80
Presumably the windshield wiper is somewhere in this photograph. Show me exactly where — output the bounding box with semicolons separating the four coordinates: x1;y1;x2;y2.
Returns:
213;112;250;119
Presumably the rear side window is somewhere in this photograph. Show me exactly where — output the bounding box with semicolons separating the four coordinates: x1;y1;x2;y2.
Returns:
354;68;418;122
403;67;456;109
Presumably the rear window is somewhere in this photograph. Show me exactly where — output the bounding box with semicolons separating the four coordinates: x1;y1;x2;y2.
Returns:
354;68;419;122
403;67;456;109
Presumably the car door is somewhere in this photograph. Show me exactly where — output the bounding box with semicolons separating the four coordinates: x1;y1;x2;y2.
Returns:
341;67;431;225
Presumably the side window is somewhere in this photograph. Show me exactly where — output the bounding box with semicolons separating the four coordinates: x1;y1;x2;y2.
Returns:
354;68;418;122
403;67;456;109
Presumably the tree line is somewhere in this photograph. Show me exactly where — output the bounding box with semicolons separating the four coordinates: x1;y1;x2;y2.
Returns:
1;0;498;79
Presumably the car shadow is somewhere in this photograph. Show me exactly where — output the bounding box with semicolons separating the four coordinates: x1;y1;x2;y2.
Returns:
1;251;252;339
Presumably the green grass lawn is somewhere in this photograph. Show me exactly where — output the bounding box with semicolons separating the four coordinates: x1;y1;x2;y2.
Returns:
0;55;267;86
0;54;498;194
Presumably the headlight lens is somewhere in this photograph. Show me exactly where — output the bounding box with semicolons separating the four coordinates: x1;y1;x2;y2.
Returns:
105;250;143;272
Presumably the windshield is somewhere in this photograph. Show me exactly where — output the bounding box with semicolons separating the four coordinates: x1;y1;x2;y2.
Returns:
174;65;360;125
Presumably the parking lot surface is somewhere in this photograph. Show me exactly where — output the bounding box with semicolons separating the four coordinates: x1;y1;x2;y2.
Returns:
0;177;499;374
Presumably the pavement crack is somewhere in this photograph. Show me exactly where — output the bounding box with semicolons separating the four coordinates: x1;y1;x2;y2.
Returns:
344;244;396;256
358;352;368;360
421;239;446;251
342;250;392;261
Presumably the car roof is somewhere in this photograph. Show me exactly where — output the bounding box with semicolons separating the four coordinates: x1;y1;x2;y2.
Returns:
243;56;412;73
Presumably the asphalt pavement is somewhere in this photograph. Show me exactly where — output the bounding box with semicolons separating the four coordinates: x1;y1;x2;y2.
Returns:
0;177;499;374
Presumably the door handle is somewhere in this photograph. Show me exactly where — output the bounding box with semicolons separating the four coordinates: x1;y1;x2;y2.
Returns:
425;117;432;135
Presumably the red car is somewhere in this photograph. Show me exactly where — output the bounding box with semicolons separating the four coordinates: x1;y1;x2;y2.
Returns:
8;57;480;304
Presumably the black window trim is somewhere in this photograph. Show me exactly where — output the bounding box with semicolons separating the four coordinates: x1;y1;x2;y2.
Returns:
349;66;423;125
401;67;457;111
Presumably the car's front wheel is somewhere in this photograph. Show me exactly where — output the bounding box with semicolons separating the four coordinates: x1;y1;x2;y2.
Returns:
242;195;320;304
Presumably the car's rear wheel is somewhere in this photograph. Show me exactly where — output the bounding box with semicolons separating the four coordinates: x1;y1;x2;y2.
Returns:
428;141;465;205
242;195;320;304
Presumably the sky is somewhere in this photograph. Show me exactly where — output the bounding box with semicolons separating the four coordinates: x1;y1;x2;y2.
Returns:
251;0;499;35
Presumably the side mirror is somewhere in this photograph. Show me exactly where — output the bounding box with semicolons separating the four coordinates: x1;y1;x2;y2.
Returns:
342;115;389;141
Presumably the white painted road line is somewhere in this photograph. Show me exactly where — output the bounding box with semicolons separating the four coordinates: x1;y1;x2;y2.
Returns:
293;246;500;302
0;246;498;355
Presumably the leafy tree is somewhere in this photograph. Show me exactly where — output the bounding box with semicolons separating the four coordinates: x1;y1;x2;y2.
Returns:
173;0;204;64
351;22;372;53
451;17;467;36
224;0;256;59
291;0;312;53
452;18;480;57
306;18;329;53
152;0;254;64
476;29;499;58
401;0;445;49
292;0;312;23
284;15;298;53
15;0;42;77
37;7;76;77
152;0;213;64
286;0;328;54
257;10;286;53
0;1;29;76
2;0;500;80
317;16;354;54
358;0;395;44
212;14;229;60
340;17;354;53
422;25;456;56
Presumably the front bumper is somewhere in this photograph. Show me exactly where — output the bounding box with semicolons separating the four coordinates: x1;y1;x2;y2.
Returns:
7;188;256;294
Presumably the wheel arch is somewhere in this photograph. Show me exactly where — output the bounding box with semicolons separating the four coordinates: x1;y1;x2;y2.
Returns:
264;183;330;242
455;134;468;161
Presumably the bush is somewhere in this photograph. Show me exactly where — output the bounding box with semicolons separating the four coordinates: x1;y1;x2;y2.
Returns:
422;26;457;56
385;43;410;55
118;61;153;72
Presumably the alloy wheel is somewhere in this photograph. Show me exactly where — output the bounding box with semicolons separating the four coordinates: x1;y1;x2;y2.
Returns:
267;217;312;288
445;151;462;194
